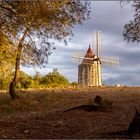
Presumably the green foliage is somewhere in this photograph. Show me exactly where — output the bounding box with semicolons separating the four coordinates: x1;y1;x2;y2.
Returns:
0;49;14;90
0;0;90;66
0;75;13;90
16;71;32;89
0;40;16;90
0;69;70;90
71;81;78;87
0;0;90;98
41;69;69;88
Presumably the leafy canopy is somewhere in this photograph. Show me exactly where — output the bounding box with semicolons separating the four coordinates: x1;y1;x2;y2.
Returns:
0;0;90;66
41;68;69;87
123;0;140;42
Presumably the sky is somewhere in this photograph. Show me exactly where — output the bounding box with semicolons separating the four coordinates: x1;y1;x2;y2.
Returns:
22;1;140;86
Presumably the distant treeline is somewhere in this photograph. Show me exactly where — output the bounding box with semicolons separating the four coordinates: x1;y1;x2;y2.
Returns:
0;68;77;90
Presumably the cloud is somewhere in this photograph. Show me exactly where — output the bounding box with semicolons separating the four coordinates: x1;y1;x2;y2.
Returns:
22;1;140;86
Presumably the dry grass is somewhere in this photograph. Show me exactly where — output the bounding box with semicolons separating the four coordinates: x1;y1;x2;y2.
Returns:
0;86;139;116
0;90;74;116
0;86;140;139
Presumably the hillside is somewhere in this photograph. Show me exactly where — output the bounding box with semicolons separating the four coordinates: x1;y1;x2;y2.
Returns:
0;87;140;139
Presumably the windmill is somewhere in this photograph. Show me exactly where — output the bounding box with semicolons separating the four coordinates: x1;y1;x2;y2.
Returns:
72;30;119;87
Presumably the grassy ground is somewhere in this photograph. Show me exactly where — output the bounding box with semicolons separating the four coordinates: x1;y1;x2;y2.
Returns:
0;86;140;139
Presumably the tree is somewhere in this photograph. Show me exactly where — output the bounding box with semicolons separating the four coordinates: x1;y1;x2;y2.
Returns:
41;69;69;87
16;71;32;89
0;40;15;90
0;0;90;99
123;0;140;42
0;61;14;90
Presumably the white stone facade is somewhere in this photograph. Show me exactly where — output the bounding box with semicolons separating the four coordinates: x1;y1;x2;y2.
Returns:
78;59;102;87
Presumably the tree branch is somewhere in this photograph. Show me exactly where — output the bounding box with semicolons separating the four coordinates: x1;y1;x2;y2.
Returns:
0;4;16;14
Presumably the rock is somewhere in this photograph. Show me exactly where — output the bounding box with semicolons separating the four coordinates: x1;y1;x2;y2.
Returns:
58;120;64;125
94;95;103;105
2;135;7;139
23;129;29;134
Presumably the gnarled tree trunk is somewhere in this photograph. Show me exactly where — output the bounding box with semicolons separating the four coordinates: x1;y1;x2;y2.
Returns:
9;30;28;99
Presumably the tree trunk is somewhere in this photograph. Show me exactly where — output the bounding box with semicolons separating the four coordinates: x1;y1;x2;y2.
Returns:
9;30;28;99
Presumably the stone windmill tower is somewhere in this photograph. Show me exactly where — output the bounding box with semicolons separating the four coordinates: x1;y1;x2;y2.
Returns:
78;45;102;86
72;31;119;87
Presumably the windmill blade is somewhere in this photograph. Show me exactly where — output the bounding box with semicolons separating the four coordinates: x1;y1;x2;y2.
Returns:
72;55;83;64
92;30;102;56
72;52;95;64
101;59;119;64
72;52;85;58
72;52;85;63
100;56;119;65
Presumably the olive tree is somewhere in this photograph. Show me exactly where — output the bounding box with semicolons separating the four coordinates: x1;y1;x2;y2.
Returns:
0;0;90;99
123;0;140;42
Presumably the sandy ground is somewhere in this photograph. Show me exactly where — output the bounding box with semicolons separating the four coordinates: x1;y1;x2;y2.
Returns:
0;87;140;139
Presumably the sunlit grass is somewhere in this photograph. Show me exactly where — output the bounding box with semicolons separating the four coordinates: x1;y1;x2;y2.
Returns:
0;86;140;116
0;89;78;116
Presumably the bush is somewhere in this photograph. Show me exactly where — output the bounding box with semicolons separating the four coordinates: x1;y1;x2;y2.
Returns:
41;69;69;88
0;69;70;90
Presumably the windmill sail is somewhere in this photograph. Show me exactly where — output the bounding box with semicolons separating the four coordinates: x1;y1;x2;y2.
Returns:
72;30;119;87
101;56;119;65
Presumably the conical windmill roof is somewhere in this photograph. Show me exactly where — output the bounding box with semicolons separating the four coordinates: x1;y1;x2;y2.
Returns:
82;45;95;64
85;45;95;58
